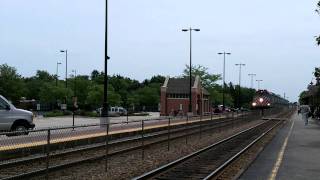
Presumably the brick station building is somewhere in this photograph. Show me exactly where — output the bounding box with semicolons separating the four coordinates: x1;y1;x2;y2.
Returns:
160;76;211;116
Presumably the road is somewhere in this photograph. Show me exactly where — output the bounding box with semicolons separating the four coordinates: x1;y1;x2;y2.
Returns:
0;113;228;152
33;112;160;129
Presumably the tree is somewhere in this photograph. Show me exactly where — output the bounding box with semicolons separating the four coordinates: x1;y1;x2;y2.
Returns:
299;91;309;105
90;70;104;84
35;70;55;82
86;84;103;108
69;76;91;108
39;83;72;104
314;67;320;79
150;75;166;84
86;84;122;109
183;64;221;89
135;86;159;107
0;64;25;103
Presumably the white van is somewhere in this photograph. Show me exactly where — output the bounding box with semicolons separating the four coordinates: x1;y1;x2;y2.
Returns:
109;107;127;116
0;95;35;132
96;106;127;117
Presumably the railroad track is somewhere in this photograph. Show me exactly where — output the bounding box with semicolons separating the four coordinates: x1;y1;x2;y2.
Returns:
133;118;284;180
0;113;254;180
0;109;293;180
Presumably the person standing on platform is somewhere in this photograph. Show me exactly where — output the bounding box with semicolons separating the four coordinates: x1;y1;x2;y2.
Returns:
299;105;311;126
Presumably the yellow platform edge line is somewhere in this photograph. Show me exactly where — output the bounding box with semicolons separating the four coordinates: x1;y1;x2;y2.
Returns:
0;116;225;151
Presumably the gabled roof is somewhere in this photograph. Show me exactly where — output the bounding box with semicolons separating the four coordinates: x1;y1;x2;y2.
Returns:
166;77;195;94
162;76;210;95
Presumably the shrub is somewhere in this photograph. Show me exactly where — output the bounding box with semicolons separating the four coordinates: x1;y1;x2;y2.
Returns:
43;110;72;117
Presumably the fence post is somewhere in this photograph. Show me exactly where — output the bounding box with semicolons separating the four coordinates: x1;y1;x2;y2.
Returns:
105;123;109;172
46;129;51;180
232;111;234;129
199;114;202;139
167;118;171;151
126;106;129;124
186;115;188;144
72;111;75;131
141;120;145;160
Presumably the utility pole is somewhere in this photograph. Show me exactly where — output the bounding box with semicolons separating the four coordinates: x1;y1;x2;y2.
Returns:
235;63;246;108
248;73;256;89
56;62;61;86
60;50;68;88
218;52;231;110
182;27;200;114
256;80;263;90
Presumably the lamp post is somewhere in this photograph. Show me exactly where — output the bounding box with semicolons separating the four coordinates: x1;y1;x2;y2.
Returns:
235;63;246;108
71;70;77;96
101;0;110;120
256;80;263;90
248;73;256;89
218;52;231;110
56;62;61;86
102;0;110;173
59;50;68;88
71;70;77;130
182;27;200;114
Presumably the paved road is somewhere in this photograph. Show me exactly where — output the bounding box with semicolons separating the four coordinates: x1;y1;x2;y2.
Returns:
241;113;320;180
33;112;160;129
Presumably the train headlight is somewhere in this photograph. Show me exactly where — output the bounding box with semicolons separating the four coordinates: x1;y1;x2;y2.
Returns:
259;98;264;103
252;102;257;106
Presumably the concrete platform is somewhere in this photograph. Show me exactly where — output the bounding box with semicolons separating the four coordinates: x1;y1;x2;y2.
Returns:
240;113;320;180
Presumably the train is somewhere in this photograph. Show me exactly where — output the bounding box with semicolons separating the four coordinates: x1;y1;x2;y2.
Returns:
251;90;289;109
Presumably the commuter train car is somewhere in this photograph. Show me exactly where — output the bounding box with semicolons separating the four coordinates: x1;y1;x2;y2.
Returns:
251;90;289;109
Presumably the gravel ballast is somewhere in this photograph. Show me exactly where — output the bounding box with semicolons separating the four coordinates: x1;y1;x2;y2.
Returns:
32;118;264;180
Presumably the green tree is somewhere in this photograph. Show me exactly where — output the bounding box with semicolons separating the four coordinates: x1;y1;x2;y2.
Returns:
0;64;26;103
135;86;159;107
183;64;221;89
24;70;56;100
69;75;91;108
314;67;320;78
299;91;309;105
86;84;122;109
39;83;72;103
86;84;103;108
90;70;104;84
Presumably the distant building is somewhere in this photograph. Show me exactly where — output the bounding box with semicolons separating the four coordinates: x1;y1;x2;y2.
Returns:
160;76;210;116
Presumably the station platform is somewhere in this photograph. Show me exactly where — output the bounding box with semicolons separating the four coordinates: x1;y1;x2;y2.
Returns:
241;113;320;180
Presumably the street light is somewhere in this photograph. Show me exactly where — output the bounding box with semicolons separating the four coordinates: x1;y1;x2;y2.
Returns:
235;63;246;108
256;80;263;90
248;73;256;89
71;70;77;97
101;0;110;120
56;62;62;86
182;27;200;114
71;69;77;130
218;52;231;110
60;50;68;88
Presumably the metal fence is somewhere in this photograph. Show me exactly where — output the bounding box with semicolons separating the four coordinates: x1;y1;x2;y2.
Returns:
0;108;290;179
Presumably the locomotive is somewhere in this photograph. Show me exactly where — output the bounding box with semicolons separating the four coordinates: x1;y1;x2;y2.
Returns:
251;90;289;109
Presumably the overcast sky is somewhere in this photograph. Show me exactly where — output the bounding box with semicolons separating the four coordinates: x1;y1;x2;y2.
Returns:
1;0;320;102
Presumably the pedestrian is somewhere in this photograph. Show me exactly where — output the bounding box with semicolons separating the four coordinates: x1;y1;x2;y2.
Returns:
299;105;311;126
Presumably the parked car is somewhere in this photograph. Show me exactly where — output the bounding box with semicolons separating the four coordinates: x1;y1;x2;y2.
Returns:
0;95;35;134
96;106;127;117
111;106;127;116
